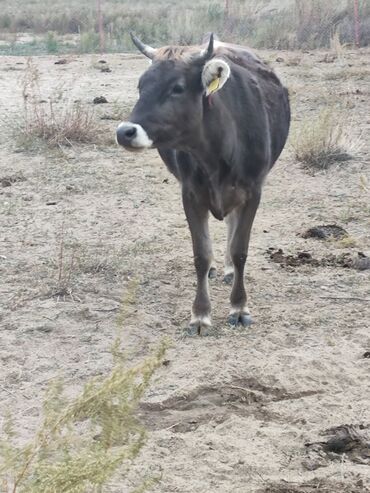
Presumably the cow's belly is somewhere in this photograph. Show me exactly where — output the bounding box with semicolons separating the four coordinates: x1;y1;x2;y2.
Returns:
167;149;254;220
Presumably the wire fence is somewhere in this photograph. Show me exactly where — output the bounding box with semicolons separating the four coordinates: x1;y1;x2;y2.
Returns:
95;0;370;53
222;0;368;50
0;0;369;56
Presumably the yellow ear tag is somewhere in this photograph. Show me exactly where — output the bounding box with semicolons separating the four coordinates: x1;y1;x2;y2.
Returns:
207;77;220;96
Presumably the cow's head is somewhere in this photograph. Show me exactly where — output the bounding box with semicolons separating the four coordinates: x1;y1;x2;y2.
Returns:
116;33;230;151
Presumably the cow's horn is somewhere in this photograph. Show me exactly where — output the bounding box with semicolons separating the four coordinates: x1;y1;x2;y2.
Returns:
198;33;214;62
130;32;156;59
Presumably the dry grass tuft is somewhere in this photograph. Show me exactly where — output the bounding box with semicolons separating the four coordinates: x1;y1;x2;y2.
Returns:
14;58;103;149
23;101;100;147
291;107;353;170
336;236;358;248
329;29;346;57
323;66;370;81
46;223;127;301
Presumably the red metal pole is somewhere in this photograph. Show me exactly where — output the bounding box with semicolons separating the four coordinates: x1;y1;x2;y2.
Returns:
97;0;105;55
353;0;360;48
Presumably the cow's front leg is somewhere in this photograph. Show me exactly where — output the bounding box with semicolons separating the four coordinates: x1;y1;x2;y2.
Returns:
228;191;261;327
182;190;213;335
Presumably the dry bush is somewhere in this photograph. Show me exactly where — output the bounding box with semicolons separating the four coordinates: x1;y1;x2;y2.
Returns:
15;59;102;149
291;107;353;170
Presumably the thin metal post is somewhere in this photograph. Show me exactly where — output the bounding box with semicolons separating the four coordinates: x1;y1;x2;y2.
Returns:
224;0;231;34
97;0;105;55
353;0;361;48
225;0;230;16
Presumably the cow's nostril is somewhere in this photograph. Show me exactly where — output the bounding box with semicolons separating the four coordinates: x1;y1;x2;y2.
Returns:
125;127;137;138
116;124;138;147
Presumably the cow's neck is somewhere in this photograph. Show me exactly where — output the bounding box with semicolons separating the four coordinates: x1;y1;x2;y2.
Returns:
190;102;237;179
184;106;246;219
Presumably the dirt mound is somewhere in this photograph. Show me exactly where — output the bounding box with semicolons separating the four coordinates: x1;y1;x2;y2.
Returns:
261;478;368;493
139;378;321;433
301;224;348;240
305;424;370;466
0;173;26;187
267;248;319;267
267;248;370;271
323;252;370;270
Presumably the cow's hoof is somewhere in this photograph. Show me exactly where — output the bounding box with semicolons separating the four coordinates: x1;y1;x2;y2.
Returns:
228;311;252;328
223;272;234;285
185;317;212;336
208;266;217;279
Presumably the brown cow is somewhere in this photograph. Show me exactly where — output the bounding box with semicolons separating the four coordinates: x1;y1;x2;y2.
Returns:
116;34;290;334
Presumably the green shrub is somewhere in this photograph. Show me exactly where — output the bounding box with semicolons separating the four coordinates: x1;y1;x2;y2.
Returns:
0;13;12;29
253;14;293;49
207;3;224;23
0;340;166;492
79;30;100;53
45;31;58;53
0;280;167;492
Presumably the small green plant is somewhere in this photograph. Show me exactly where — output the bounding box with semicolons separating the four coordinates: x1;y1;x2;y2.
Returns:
291;107;352;170
45;31;59;53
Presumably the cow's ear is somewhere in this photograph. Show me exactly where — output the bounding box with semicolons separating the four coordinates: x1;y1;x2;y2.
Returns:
201;59;230;96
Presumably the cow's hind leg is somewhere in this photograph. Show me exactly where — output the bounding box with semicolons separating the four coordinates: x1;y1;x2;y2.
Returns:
182;191;213;335
228;191;261;327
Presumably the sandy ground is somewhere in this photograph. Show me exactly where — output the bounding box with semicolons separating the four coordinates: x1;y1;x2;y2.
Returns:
0;48;370;492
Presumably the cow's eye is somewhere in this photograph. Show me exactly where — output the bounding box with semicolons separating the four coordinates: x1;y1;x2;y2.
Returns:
172;84;185;95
